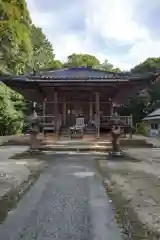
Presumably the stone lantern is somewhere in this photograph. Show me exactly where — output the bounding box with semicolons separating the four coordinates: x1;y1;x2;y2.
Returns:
29;105;41;152
109;117;124;156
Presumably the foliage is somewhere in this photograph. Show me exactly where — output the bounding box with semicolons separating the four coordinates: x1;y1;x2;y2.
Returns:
0;0;32;74
0;84;24;135
135;122;147;136
0;0;61;135
0;0;33;135
131;57;160;73
120;57;160;125
63;53;100;68
30;25;62;70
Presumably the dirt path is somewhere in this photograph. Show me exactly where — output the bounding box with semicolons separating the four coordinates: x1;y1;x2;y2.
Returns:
0;154;122;240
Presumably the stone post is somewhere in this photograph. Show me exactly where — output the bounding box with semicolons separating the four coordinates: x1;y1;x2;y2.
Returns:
29;103;41;152
111;125;122;155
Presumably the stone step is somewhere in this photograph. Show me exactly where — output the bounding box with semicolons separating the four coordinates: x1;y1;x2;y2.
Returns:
42;140;111;146
40;139;112;152
39;144;112;152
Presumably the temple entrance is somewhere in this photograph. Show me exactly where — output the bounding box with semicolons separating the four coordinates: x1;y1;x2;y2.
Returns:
65;103;91;127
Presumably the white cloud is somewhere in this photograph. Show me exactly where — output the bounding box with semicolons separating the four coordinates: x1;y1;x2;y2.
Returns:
26;0;160;70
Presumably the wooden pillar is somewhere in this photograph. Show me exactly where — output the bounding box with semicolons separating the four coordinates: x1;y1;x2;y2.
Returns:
63;101;67;126
42;99;46;136
129;114;133;139
32;102;37;118
95;92;100;139
110;102;113;116
54;91;58;137
89;101;93;121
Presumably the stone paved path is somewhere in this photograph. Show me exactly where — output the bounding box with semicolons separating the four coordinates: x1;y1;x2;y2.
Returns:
0;153;122;240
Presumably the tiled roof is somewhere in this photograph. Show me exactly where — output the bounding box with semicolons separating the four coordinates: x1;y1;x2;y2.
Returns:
0;67;159;83
143;108;160;121
32;67;155;79
148;108;160;117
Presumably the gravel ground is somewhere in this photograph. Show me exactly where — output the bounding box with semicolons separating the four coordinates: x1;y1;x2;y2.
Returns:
0;153;122;240
97;149;160;239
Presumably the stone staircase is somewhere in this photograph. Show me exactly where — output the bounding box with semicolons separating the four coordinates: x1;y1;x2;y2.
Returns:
40;125;112;152
40;139;112;152
84;125;96;136
59;125;97;139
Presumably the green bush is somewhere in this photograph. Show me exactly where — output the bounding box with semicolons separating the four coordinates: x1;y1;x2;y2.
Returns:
0;84;24;135
136;122;147;136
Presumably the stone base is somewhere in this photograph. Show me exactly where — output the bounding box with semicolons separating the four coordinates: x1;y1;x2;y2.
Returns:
108;151;124;158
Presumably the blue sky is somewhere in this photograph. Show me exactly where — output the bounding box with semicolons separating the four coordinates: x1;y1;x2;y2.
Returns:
26;0;160;70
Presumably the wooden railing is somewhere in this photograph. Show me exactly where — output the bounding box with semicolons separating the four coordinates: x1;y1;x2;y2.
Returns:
26;115;63;132
26;115;132;131
100;115;132;126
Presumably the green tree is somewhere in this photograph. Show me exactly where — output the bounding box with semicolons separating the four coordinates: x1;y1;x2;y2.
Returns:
119;57;160;125
0;0;32;74
30;25;62;70
0;84;24;135
0;1;62;135
0;0;33;135
63;53;100;68
131;57;160;73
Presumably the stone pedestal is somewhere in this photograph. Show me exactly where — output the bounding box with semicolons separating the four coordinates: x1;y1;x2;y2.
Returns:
112;132;121;152
30;133;40;150
29;123;41;152
109;126;124;157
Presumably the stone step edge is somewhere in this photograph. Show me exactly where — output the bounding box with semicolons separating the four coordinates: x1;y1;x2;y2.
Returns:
38;146;112;152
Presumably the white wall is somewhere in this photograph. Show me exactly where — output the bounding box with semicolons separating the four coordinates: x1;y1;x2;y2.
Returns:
148;123;160;137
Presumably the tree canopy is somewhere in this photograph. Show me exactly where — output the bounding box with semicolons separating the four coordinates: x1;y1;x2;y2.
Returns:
131;57;160;73
0;0;32;74
120;57;160;124
30;25;62;70
63;53;100;68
